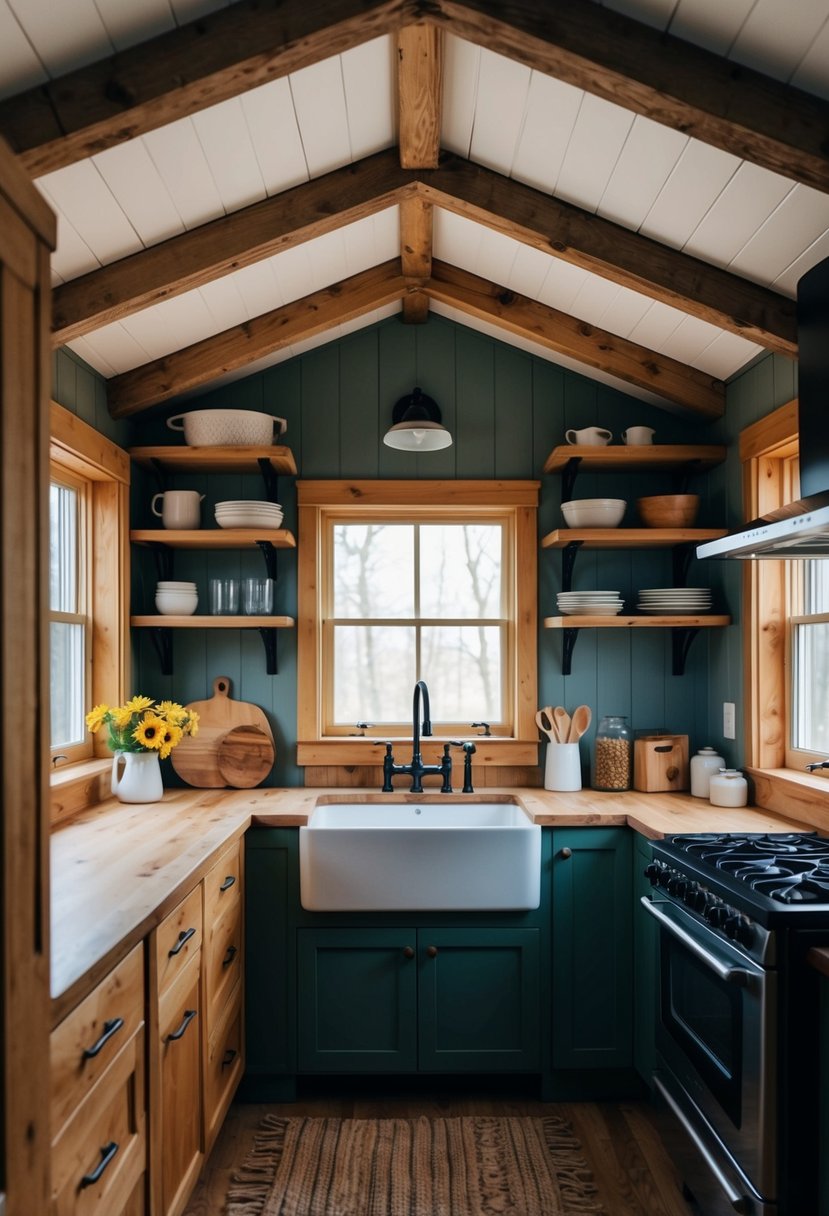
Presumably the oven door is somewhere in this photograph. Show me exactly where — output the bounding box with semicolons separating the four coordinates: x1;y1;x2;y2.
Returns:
642;896;777;1203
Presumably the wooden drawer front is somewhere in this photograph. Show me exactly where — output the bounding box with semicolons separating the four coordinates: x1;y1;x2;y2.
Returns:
52;1028;145;1216
51;944;144;1141
157;957;203;1216
204;897;242;1025
154;885;202;997
203;839;242;926
204;988;243;1153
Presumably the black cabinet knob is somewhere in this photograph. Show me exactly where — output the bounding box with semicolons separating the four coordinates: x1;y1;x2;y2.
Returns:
559;847;573;859
402;946;415;959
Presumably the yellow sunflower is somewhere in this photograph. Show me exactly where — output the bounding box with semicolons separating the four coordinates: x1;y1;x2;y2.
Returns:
157;700;188;726
158;722;183;760
85;703;110;733
185;710;200;737
132;711;166;751
111;705;135;731
124;694;154;715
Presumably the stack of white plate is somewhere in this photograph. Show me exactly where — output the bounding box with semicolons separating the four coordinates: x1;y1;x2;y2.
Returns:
557;590;625;616
637;587;712;615
215;500;284;529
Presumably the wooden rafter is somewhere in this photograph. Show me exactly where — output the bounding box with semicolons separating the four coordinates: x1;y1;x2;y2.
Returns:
107;260;409;417
425;260;725;418
0;0;417;177
397;23;442;322
419;155;797;357
52;150;416;345
433;0;829;194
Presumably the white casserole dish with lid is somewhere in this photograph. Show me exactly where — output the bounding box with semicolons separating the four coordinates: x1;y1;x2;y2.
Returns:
166;409;287;447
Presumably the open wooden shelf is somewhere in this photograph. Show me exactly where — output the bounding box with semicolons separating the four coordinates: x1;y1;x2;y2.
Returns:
130;528;296;549
541;527;726;549
543;444;726;475
131;615;295;628
129;445;297;476
544;615;730;628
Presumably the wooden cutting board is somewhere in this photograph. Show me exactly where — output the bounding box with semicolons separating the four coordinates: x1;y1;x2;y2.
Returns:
172;676;275;788
217;725;275;788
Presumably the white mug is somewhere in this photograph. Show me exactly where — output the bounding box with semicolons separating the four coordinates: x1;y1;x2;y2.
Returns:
565;427;613;446
622;426;655;446
151;490;205;530
544;742;582;792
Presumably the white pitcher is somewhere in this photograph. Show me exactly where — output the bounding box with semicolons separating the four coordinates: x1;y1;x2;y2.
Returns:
111;750;164;803
565;427;613;446
151;490;205;529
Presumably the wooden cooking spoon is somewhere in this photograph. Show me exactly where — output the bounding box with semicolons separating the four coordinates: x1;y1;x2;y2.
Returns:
553;706;571;744
567;704;592;743
535;707;558;742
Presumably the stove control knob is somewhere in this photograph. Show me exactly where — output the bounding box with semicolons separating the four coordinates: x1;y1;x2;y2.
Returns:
682;882;701;908
725;915;754;947
658;867;673;890
667;876;687;897
644;862;663;887
705;904;729;928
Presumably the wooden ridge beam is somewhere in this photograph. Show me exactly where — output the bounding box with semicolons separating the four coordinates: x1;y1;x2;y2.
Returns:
419;154;797;356
0;0;416;177
52;150;416;345
425;259;725;418
432;0;829;194
107;260;408;417
398;23;442;322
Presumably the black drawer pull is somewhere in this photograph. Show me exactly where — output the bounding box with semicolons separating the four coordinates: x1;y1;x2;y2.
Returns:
80;1140;119;1188
222;945;238;968
221;1048;238;1069
219;875;236;892
166;1009;197;1042
168;927;196;957
81;1018;124;1061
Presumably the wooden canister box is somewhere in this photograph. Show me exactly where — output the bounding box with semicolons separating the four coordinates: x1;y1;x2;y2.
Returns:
634;734;689;792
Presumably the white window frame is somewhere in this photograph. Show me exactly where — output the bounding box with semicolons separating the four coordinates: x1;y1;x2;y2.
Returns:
49;463;93;761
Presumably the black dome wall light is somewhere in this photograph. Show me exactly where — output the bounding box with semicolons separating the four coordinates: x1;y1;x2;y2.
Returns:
383;387;452;452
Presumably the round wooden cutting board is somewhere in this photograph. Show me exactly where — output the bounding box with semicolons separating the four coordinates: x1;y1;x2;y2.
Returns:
217;725;275;788
171;676;275;788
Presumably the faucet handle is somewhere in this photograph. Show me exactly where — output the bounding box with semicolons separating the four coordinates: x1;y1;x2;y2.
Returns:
450;740;477;753
471;721;491;736
351;721;374;736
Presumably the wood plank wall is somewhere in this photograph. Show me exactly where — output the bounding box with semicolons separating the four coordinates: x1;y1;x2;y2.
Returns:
59;314;735;789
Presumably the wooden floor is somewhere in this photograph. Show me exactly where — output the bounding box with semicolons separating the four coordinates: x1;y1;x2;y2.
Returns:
183;1086;696;1216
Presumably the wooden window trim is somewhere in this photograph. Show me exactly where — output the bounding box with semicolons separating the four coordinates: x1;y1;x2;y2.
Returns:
296;480;539;768
49;402;130;822
741;399;829;823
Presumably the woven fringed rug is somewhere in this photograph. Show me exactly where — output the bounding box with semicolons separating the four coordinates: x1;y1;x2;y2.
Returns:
226;1114;606;1216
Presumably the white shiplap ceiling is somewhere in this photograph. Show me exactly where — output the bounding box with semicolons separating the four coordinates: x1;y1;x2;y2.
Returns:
1;0;828;409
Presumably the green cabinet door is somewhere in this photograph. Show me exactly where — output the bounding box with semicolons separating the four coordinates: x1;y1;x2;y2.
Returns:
245;829;298;1080
551;827;633;1069
297;928;419;1072
633;833;657;1086
418;928;541;1073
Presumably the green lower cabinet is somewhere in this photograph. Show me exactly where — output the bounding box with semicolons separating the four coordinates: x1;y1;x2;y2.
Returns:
298;926;540;1074
298;928;418;1072
632;834;657;1087
551;827;633;1070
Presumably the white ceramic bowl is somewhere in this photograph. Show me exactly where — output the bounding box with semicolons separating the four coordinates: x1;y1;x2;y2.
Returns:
166;409;287;447
156;581;197;590
561;498;626;528
155;592;198;616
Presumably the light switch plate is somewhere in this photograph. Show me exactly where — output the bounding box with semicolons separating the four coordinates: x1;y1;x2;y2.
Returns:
723;702;736;740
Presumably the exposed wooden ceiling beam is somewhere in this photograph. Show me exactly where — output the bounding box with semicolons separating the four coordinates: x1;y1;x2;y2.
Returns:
107;260;409;417
0;0;417;177
433;0;829;194
397;23;442;323
52;150;415;345
419;154;797;357
425;260;725;418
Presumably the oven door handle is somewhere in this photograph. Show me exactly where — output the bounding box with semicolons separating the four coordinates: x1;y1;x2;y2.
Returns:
640;897;751;986
652;1075;753;1214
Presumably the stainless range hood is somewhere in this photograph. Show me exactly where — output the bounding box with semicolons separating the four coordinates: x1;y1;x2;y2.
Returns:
697;254;829;559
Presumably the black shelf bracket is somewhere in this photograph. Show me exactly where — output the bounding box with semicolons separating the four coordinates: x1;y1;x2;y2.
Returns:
255;539;278;581
149;457;170;493
258;627;278;674
671;542;696;588
561;540;584;592
671;627;701;676
257;458;280;504
148;541;174;583
561;456;583;503
561;628;579;675
148;627;173;675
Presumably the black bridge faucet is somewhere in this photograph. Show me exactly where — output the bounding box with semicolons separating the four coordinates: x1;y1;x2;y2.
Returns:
377;680;452;793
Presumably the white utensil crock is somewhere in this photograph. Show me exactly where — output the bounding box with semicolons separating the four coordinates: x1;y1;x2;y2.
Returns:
544;742;582;791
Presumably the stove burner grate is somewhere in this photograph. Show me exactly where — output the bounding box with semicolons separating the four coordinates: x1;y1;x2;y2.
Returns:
666;831;829;905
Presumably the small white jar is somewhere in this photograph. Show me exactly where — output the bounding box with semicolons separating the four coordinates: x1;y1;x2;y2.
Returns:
690;746;725;798
708;768;748;808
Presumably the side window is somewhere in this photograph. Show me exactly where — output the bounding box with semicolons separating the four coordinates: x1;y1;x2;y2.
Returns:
49;468;92;759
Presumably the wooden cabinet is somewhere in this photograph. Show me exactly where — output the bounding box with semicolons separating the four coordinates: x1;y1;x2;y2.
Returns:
50;944;146;1216
149;892;203;1216
201;839;244;1152
550;827;633;1070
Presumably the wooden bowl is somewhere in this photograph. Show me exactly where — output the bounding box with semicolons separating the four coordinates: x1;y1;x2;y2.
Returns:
636;494;699;528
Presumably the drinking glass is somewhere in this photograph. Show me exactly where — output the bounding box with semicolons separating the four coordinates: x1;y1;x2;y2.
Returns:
243;577;274;615
209;577;239;615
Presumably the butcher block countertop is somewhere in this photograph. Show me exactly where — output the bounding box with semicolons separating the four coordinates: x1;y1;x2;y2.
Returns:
51;784;812;1025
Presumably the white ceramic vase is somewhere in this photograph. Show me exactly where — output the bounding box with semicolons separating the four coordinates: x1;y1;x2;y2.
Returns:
111;750;164;803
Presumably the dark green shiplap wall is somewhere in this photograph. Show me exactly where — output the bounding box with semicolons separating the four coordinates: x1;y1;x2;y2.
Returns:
52;347;131;447
128;313;731;787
